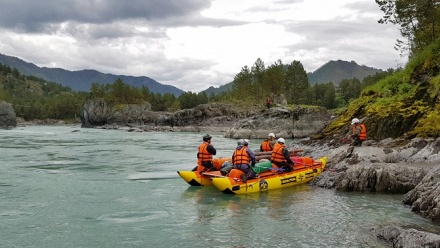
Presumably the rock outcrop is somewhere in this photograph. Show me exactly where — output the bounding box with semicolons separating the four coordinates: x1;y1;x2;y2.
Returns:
299;136;440;245
81;99;152;128
403;166;440;221
224;106;332;139
80;100;333;138
0;101;16;129
300;137;440;219
375;225;440;248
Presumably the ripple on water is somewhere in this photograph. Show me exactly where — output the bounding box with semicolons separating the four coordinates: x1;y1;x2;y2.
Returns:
97;211;169;223
127;171;179;181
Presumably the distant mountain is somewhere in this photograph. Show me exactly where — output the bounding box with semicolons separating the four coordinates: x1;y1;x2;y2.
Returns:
307;60;383;85
0;53;184;96
203;83;233;96
202;60;383;95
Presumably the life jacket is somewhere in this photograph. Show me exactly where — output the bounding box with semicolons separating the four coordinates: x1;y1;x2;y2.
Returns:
260;139;272;152
198;142;213;163
271;143;286;163
233;146;250;165
359;123;367;141
352;124;367;141
266;98;271;104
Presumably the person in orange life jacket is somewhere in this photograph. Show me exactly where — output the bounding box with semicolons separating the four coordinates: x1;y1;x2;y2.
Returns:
197;134;217;171
232;139;256;182
266;96;271;109
270;137;294;172
260;132;276;152
346;118;367;157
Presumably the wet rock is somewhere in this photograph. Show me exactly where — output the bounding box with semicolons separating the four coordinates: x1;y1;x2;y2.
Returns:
0;101;16;129
81;98;114;127
336;163;427;194
403;166;440;221
375;225;440;248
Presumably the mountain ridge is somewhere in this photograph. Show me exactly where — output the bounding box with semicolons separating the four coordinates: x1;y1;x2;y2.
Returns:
0;53;184;96
0;53;384;96
307;60;384;84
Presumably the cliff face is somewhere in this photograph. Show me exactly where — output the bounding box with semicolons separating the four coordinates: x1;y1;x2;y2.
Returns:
80;100;332;138
0;101;16;129
81;99;153;128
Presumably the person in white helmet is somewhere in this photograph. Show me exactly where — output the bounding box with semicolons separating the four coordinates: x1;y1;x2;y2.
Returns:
346;118;367;157
260;133;276;152
270;137;294;172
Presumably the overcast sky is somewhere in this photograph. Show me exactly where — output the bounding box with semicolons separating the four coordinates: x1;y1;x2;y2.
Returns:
0;0;403;92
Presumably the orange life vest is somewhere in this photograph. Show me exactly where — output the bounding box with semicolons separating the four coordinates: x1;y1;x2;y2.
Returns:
352;124;367;141
198;142;212;163
260;139;272;152
233;146;250;165
271;143;286;163
359;123;367;140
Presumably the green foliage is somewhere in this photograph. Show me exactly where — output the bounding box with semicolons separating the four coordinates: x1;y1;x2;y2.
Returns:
178;91;209;110
362;68;414;102
285;60;309;104
339;78;362;103
376;0;440;57
265;60;285;94
0;63;86;120
213;57;390;110
89;78;148;105
325;36;440;139
428;75;440;98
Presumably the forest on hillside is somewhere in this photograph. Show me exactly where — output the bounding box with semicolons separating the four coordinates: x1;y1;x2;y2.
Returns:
0;60;395;121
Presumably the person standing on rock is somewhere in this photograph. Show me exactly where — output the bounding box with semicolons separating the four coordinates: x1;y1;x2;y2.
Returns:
271;138;294;172
260;133;276;152
197;134;217;171
266;96;271;109
346;118;367;157
232;139;256;182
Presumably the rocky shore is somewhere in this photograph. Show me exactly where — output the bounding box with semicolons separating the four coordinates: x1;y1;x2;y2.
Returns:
294;137;440;247
81;100;333;139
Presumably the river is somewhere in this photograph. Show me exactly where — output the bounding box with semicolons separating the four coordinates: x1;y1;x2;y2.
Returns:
1;125;439;248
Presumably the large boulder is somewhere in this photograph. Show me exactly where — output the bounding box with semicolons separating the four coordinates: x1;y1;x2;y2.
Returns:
224;106;332;139
0;101;16;129
403;166;440;221
335;163;428;194
81;99;153;127
375;225;440;247
81;99;113;127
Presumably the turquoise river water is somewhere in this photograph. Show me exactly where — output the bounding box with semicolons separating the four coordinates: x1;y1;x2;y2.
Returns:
1;125;440;248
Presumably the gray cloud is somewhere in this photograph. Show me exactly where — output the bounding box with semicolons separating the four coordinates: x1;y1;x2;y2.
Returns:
0;0;404;92
280;6;401;72
0;0;211;32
